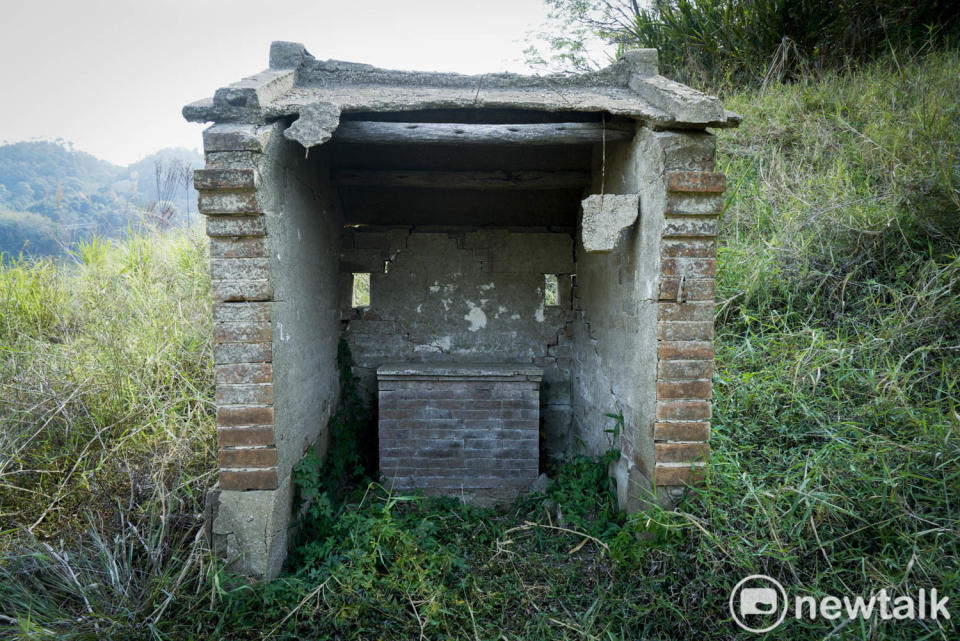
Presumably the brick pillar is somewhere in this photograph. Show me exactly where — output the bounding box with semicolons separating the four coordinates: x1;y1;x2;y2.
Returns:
654;161;726;491
195;124;277;492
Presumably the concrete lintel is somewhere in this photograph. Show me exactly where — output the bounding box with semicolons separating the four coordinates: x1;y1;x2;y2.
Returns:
580;194;640;253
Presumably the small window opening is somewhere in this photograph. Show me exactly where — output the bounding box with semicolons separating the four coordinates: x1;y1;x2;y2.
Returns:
352;272;371;307
544;274;559;306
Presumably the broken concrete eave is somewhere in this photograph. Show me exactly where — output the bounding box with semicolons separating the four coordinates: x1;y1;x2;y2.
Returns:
183;41;740;150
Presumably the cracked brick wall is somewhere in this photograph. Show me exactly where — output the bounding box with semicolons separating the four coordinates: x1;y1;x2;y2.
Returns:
340;227;575;461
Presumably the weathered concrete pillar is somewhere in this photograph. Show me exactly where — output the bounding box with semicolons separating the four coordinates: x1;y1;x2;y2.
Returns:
196;120;342;579
575;126;724;510
195;123;288;578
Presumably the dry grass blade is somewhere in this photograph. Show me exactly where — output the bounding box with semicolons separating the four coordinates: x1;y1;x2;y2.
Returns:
503;521;610;556
265;577;333;638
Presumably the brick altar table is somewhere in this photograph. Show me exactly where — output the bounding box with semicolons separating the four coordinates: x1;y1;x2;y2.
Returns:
377;363;542;499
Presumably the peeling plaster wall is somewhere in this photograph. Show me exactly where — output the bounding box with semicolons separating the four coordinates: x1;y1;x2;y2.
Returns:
236;130;342;577
264;137;343;480
571;124;664;510
340;228;575;460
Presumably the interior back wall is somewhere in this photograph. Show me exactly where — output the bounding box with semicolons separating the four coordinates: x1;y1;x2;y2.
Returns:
340;227;576;460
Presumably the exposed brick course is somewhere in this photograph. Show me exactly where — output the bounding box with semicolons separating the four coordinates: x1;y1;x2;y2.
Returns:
660;258;717;278
661;218;720;238
218;447;278;468
216;363;273;385
216;405;274;427
660;238;716;258
657;302;715;322
656;380;712;400
204;151;261;169
198;191;261;215
194;168;258;191
213;322;272;344
658;341;714;360
201;125;269;153
665;194;724;216
657;321;715;341
210;257;271;281
212;279;274;302
655;160;725;486
653;421;710;442
655;442;710;463
657;359;713;380
209;237;267;258
205;215;267;237
217;426;276;447
659;278;715;302
212;302;271;323
214;342;273;364
654;465;706;486
219;468;278;491
215;383;274;405
665;171;727;193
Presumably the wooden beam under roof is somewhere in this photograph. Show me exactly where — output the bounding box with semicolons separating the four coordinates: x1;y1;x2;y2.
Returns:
338;187;581;227
331;170;591;190
330;121;634;145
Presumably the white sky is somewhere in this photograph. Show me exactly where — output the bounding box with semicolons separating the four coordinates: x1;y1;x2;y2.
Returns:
0;0;574;166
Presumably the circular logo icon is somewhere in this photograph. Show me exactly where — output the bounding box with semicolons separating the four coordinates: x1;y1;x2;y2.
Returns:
729;574;788;633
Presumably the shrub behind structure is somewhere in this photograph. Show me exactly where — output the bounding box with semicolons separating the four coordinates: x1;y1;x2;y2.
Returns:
539;0;960;86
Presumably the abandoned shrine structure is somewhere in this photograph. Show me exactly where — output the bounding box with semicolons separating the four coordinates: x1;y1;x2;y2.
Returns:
184;41;738;578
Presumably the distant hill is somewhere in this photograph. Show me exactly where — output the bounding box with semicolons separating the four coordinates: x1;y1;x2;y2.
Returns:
0;142;203;256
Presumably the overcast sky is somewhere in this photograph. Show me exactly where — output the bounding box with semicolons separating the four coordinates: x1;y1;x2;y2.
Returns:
0;0;581;166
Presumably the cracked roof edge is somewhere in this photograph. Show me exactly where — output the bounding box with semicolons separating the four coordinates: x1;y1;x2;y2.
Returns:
182;41;741;135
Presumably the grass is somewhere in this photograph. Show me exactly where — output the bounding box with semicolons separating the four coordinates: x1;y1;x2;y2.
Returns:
1;48;958;639
0;229;216;638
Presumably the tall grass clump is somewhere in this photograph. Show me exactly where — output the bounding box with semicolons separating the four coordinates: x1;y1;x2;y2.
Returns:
0;226;216;638
696;47;960;637
716;48;960;379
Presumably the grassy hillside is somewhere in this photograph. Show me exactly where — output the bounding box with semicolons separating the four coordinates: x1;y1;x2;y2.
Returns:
0;50;957;639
